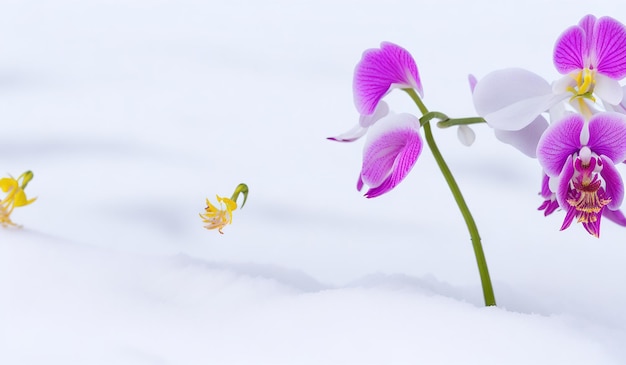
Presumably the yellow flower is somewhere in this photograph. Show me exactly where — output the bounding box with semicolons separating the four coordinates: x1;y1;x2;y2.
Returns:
200;183;248;234
200;195;237;234
0;171;36;227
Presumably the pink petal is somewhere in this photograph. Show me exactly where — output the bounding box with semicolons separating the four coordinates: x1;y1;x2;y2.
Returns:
556;155;575;210
600;155;624;210
537;114;584;176
593;16;626;79
553;25;586;74
353;42;422;115
578;14;597;53
587;113;626;163
467;74;477;93
540;173;552;199
359;113;422;198
603;208;626;226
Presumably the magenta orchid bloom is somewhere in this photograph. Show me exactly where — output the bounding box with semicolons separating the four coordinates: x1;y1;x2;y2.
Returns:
357;113;422;198
329;42;422;143
354;42;422;116
537;113;626;237
471;15;626;151
553;15;626;107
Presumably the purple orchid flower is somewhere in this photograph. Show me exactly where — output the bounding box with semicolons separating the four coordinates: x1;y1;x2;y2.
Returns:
554;15;626;106
357;113;422;198
329;42;421;143
471;15;626;145
537;112;626;237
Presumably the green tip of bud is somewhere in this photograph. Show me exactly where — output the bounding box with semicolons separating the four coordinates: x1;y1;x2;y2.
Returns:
231;183;249;209
19;171;34;189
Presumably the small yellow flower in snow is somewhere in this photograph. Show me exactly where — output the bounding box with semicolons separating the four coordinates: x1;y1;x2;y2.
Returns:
200;195;237;234
0;170;36;227
200;183;248;234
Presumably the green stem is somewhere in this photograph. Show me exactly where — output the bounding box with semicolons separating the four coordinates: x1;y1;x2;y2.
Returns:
403;89;496;307
437;117;487;128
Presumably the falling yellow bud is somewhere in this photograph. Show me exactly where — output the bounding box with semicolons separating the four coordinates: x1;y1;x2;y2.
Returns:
1;170;36;227
200;183;248;234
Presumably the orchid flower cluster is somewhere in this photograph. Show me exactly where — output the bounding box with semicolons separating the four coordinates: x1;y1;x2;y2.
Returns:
0;171;36;227
330;14;626;307
472;14;626;238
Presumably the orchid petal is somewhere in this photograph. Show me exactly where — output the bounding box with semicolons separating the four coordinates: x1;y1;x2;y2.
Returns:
593;16;626;79
579;14;597;52
493;115;548;158
599;155;624;210
537;114;584;176
587;112;626;163
540;173;552;199
594;73;623;105
468;74;477;93
457;125;475;146
328;102;390;143
353;42;421;115
605;86;626;114
360;100;390;128
603;208;626;226
556;155;575;209
473;68;561;131
327;124;368;143
554;25;586;74
359;113;422;198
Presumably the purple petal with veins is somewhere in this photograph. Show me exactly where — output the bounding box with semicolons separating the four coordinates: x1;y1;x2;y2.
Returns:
537;114;584;176
359;113;422;198
556;155;575;212
600;155;625;210
579;14;597;51
587;113;626;163
593;16;626;79
353;42;421;115
554;25;586;74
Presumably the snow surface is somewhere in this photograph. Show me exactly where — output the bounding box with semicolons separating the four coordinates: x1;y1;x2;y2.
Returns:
2;0;626;364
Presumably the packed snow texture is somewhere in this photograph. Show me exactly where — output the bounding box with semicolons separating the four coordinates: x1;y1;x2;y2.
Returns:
2;0;626;364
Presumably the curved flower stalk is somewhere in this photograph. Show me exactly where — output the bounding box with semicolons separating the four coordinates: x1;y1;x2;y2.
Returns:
329;42;496;306
0;171;36;227
537;113;626;237
200;183;249;234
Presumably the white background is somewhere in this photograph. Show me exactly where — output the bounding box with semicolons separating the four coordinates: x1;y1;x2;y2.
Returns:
2;0;626;363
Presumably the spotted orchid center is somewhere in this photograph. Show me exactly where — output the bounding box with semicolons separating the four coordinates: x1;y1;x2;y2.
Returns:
567;68;597;101
566;154;611;227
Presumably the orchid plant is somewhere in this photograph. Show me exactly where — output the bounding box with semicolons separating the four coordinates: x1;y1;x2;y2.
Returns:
330;42;496;306
330;14;626;307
